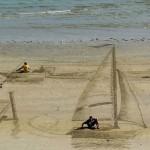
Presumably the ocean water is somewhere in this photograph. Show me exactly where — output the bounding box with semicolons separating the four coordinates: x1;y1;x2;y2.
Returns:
0;0;150;41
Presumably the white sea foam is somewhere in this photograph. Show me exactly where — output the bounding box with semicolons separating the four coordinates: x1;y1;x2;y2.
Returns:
19;10;71;16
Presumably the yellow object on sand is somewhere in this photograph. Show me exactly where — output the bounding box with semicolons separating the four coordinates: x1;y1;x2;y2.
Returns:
22;64;30;72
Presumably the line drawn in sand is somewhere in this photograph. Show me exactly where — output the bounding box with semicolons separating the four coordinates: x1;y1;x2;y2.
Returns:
72;45;147;139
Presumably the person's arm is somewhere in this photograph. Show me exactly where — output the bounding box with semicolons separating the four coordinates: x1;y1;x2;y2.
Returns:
28;65;31;70
16;66;23;71
82;122;85;127
82;120;87;128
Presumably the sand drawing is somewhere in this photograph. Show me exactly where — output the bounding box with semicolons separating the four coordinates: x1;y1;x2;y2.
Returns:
0;91;18;122
0;91;20;137
0;42;149;150
0;0;150;149
72;46;147;139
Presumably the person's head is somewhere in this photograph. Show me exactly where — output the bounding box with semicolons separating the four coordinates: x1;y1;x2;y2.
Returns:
89;116;93;119
24;62;27;65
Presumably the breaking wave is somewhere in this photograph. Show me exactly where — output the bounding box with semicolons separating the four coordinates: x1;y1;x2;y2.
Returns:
19;10;71;16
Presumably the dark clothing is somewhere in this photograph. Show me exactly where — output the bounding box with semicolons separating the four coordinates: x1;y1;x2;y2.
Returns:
82;118;99;129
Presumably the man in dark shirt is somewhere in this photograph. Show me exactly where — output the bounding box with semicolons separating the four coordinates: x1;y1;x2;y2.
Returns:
82;116;99;129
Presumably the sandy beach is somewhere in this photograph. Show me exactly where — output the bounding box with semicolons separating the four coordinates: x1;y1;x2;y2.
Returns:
0;40;150;150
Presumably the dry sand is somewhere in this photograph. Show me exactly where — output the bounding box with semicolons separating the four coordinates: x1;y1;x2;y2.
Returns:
0;41;150;150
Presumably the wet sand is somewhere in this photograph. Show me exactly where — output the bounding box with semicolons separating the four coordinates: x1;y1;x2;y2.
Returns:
0;41;150;150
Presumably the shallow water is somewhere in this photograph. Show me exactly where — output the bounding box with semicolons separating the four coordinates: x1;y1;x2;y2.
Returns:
0;0;150;41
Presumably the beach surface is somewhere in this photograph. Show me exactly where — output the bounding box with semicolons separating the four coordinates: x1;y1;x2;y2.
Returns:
0;41;150;150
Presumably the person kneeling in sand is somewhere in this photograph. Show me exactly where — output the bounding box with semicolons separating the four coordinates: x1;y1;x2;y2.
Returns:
82;116;99;129
16;62;30;73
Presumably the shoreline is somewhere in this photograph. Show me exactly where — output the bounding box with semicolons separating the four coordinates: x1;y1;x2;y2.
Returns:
0;28;150;43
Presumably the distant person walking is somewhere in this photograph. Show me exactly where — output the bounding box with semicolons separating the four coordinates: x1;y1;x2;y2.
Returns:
16;62;30;73
82;116;99;129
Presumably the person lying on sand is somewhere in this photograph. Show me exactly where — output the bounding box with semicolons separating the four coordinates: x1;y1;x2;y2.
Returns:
16;62;30;73
82;116;99;129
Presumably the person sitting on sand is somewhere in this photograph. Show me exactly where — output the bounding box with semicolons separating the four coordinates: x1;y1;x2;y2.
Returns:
16;62;30;73
82;116;99;129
